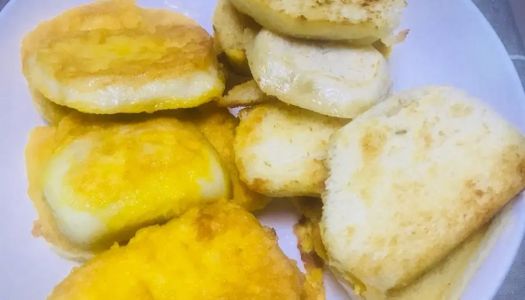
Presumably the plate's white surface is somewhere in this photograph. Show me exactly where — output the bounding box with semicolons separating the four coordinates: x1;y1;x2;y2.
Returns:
0;1;524;299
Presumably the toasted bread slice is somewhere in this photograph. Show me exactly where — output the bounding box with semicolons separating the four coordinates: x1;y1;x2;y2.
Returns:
216;80;269;108
246;30;391;118
213;0;259;73
49;202;304;299
322;86;525;292
235;102;346;197
22;0;224;114
229;0;406;43
26;115;228;258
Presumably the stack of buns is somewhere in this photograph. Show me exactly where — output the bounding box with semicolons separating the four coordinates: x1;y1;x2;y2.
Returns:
215;0;525;299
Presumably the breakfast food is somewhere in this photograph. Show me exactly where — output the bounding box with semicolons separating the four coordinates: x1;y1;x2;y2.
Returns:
48;202;304;300
382;225;491;300
235;102;346;197
213;0;258;73
19;0;525;298
322;86;525;293
293;198;327;262
294;200;494;300
26;115;229;258
229;0;406;43
216;79;269;108
22;0;224;114
179;104;271;211
246;30;391;118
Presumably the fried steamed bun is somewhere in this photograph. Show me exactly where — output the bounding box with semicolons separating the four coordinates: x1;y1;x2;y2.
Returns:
322;86;525;294
26;95;270;211
235;102;346;197
26;115;229;259
49;202;304;299
229;0;406;43
246;29;391;118
22;0;224;114
296;198;494;300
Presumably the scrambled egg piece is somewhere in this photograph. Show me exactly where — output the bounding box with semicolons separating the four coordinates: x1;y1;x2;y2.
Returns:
26;115;228;258
178;104;271;211
22;0;224;114
49;202;304;300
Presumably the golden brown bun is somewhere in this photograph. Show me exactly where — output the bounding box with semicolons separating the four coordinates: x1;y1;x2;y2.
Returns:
22;0;224;114
235;102;346;197
49;202;304;299
322;86;525;292
229;0;406;43
26;114;229;260
26;126;93;261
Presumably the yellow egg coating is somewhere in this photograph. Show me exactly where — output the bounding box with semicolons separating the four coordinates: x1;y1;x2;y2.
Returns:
26;115;229;256
22;0;224;114
49;202;304;300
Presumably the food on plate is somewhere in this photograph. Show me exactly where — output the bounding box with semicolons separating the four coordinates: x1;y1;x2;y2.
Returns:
293;198;326;300
21;0;224;114
246;29;391;118
48;202;304;300
178;104;271;211
28;89;269;212
293;201;493;300
18;0;523;298
216;79;269;108
26;115;229;258
229;0;406;43
292;198;327;261
235;102;346;197
213;0;259;73
322;86;525;294
381;224;492;300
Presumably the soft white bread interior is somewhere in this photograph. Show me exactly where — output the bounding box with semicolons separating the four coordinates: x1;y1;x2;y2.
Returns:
322;86;525;292
246;29;391;118
235;102;346;197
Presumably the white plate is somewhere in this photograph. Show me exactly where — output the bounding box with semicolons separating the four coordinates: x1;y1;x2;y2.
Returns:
0;1;524;299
